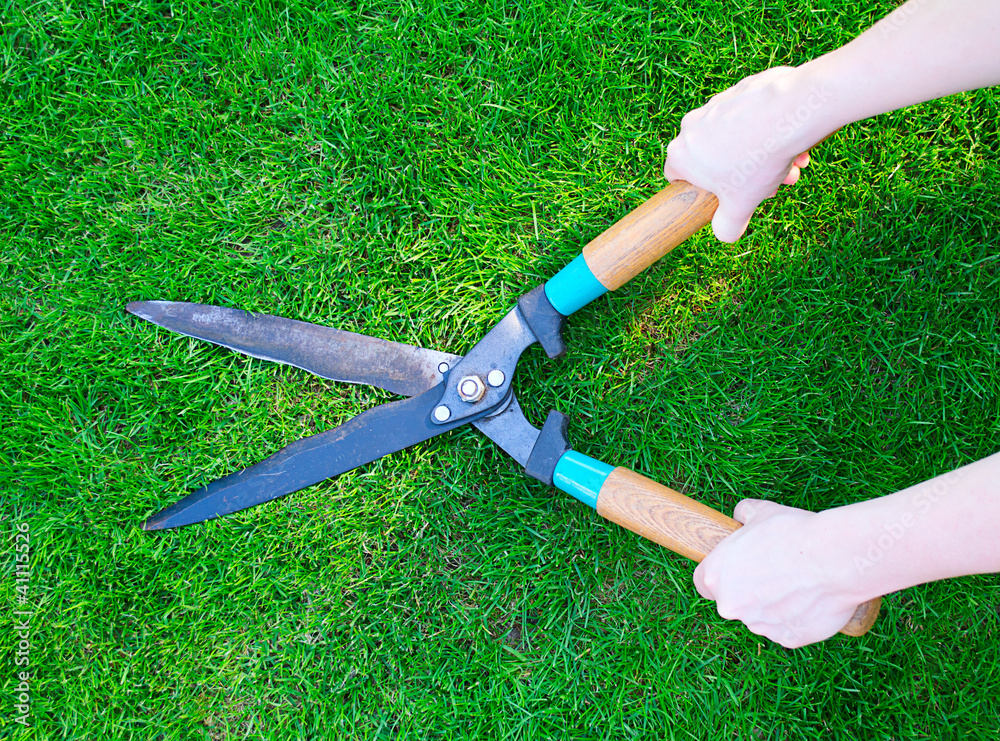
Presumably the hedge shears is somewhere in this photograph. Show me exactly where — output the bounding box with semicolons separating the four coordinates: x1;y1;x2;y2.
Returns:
128;181;880;638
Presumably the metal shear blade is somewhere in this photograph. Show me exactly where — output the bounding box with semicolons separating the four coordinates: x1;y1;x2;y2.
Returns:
127;301;545;530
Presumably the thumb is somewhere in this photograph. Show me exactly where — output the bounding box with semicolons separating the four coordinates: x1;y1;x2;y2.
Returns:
710;205;752;243
732;498;777;525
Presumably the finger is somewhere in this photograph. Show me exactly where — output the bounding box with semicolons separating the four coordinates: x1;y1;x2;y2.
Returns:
793;151;811;169
716;601;740;621
756;623;795;647
782;166;801;186
774;624;816;650
692;562;714;600
732;498;775;524
743;621;774;639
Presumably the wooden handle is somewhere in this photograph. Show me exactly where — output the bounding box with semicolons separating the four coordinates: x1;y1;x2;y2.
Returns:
582;181;718;291
595;467;881;638
579;141;841;292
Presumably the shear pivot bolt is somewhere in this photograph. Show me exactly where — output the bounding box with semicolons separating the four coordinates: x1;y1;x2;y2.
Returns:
433;405;451;422
438;362;450;374
457;375;486;403
487;369;505;387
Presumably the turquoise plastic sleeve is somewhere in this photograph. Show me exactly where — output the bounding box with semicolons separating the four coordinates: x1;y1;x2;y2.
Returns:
543;254;609;316
552;451;614;509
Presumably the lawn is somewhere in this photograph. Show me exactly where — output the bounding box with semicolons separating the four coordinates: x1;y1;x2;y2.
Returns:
2;0;999;738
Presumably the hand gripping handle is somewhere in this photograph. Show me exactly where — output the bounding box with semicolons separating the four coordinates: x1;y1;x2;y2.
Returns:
552;451;881;638
544;150;838;315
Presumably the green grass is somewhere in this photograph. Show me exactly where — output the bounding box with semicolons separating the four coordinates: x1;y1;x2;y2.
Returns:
2;0;999;738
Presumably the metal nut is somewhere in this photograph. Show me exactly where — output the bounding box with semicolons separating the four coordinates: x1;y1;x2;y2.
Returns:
486;369;505;387
433;405;451;422
457;375;486;403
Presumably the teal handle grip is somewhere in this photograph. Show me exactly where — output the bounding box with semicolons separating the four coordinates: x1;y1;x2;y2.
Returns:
552;450;614;508
544;254;608;316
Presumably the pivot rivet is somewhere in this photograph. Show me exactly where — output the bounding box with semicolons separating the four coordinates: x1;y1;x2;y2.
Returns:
487;369;505;387
457;375;486;403
433;405;451;422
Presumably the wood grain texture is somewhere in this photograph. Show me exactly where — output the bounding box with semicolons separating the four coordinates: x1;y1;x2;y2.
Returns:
582;181;718;291
596;467;738;561
595;467;881;638
839;595;881;637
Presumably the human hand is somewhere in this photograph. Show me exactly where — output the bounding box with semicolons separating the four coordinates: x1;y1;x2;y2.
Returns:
693;499;864;648
664;66;832;242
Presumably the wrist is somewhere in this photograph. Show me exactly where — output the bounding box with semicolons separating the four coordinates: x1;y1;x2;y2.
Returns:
770;62;846;153
810;504;891;605
815;491;935;603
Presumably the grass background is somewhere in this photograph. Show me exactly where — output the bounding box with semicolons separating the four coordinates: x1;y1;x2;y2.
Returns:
2;0;999;738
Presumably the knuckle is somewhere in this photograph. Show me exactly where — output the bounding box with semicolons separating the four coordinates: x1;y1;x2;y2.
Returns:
734;498;767;523
679;109;699;128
